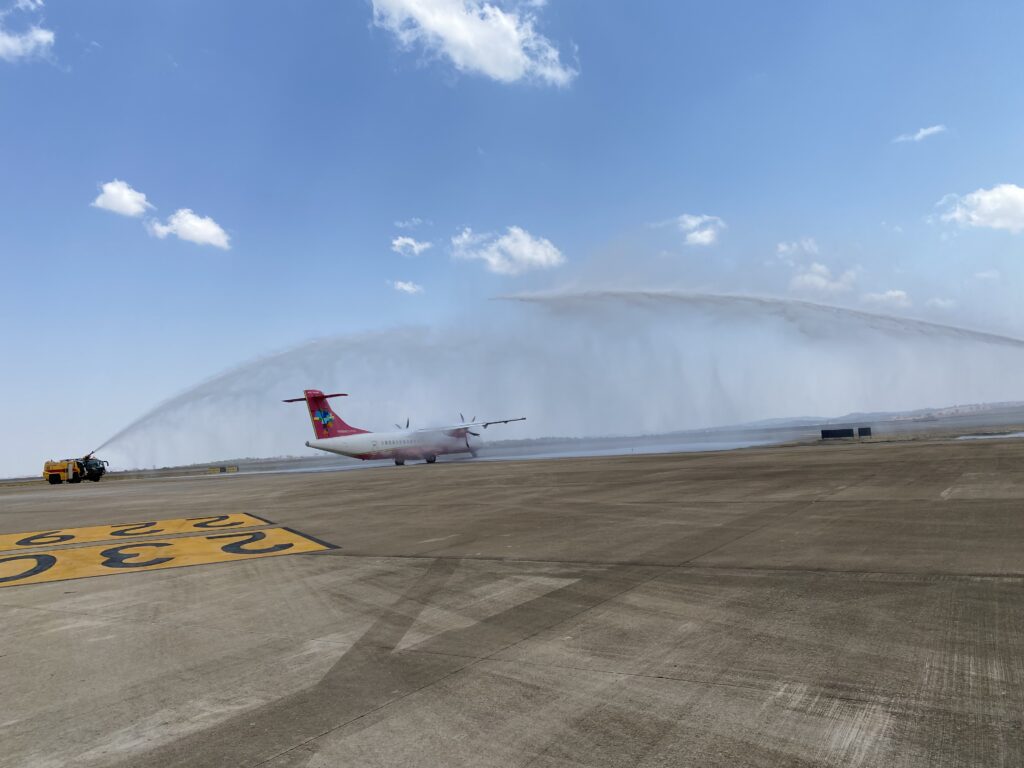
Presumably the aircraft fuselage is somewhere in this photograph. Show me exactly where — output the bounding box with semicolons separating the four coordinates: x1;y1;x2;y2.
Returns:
307;429;470;462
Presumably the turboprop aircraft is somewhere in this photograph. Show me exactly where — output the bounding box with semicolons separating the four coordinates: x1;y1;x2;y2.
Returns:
284;389;525;465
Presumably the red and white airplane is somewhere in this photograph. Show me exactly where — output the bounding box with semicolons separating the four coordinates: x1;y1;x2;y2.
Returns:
284;389;525;465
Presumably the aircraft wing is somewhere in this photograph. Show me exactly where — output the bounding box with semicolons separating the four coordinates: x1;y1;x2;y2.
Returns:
416;417;526;435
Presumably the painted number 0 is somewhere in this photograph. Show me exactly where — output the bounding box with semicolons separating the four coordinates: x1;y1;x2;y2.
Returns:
0;553;57;583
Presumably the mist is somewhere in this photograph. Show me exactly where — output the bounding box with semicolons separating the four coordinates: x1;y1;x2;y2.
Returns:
97;291;1024;469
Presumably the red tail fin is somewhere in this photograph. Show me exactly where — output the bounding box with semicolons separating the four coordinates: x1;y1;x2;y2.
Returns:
283;389;368;438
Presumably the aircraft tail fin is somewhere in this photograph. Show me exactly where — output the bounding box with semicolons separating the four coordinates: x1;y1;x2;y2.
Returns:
283;389;368;438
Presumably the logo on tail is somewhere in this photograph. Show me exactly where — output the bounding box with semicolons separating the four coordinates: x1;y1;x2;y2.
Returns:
313;409;334;428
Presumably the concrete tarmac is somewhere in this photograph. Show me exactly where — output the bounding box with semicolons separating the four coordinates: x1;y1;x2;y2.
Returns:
1;439;1023;767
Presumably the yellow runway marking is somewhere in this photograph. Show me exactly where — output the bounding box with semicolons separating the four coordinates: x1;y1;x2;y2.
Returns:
0;527;335;588
0;514;271;553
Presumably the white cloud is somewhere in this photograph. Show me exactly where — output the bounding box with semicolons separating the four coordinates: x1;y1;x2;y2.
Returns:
777;240;863;299
391;280;424;294
452;225;564;275
775;237;818;266
940;184;1024;233
15;0;45;10
0;22;53;62
394;217;426;229
777;238;818;256
862;289;911;308
91;179;154;217
789;262;857;295
675;213;725;246
926;297;955;310
391;235;432;256
685;227;717;246
148;209;230;250
371;0;577;87
95;181;230;249
893;124;946;143
975;269;1000;281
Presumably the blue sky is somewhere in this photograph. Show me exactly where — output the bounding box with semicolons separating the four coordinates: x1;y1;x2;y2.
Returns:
2;1;1024;474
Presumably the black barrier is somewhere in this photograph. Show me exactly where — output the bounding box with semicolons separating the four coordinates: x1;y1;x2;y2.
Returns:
821;428;855;439
858;427;872;437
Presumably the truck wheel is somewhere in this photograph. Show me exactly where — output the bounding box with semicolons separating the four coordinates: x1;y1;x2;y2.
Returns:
88;476;101;482
47;475;61;485
69;476;82;484
394;459;405;466
425;455;437;464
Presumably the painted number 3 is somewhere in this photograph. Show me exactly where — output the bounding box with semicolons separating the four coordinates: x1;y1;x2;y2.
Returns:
99;543;174;569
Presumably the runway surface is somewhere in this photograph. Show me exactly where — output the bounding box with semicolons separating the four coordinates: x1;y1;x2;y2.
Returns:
2;438;1023;767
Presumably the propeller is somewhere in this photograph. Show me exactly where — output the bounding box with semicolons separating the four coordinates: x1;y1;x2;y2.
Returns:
459;413;479;436
395;417;410;429
462;421;478;457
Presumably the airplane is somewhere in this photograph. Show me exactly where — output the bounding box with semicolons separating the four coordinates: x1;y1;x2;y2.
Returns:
284;389;526;465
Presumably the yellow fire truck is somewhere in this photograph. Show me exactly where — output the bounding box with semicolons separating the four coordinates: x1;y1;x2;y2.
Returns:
43;454;108;484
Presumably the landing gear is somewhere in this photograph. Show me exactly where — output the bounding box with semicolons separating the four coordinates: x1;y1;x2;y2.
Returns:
394;459;405;466
425;455;437;464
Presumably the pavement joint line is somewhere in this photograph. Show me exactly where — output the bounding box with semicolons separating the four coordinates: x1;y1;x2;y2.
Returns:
0;600;363;648
411;648;898;707
668;477;879;566
311;550;1024;581
675;500;822;566
4;546;1020;587
479;572;668;664
472;654;1024;723
0;565;656;651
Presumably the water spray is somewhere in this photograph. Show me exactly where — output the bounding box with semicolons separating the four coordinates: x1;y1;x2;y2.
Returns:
96;292;1024;469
